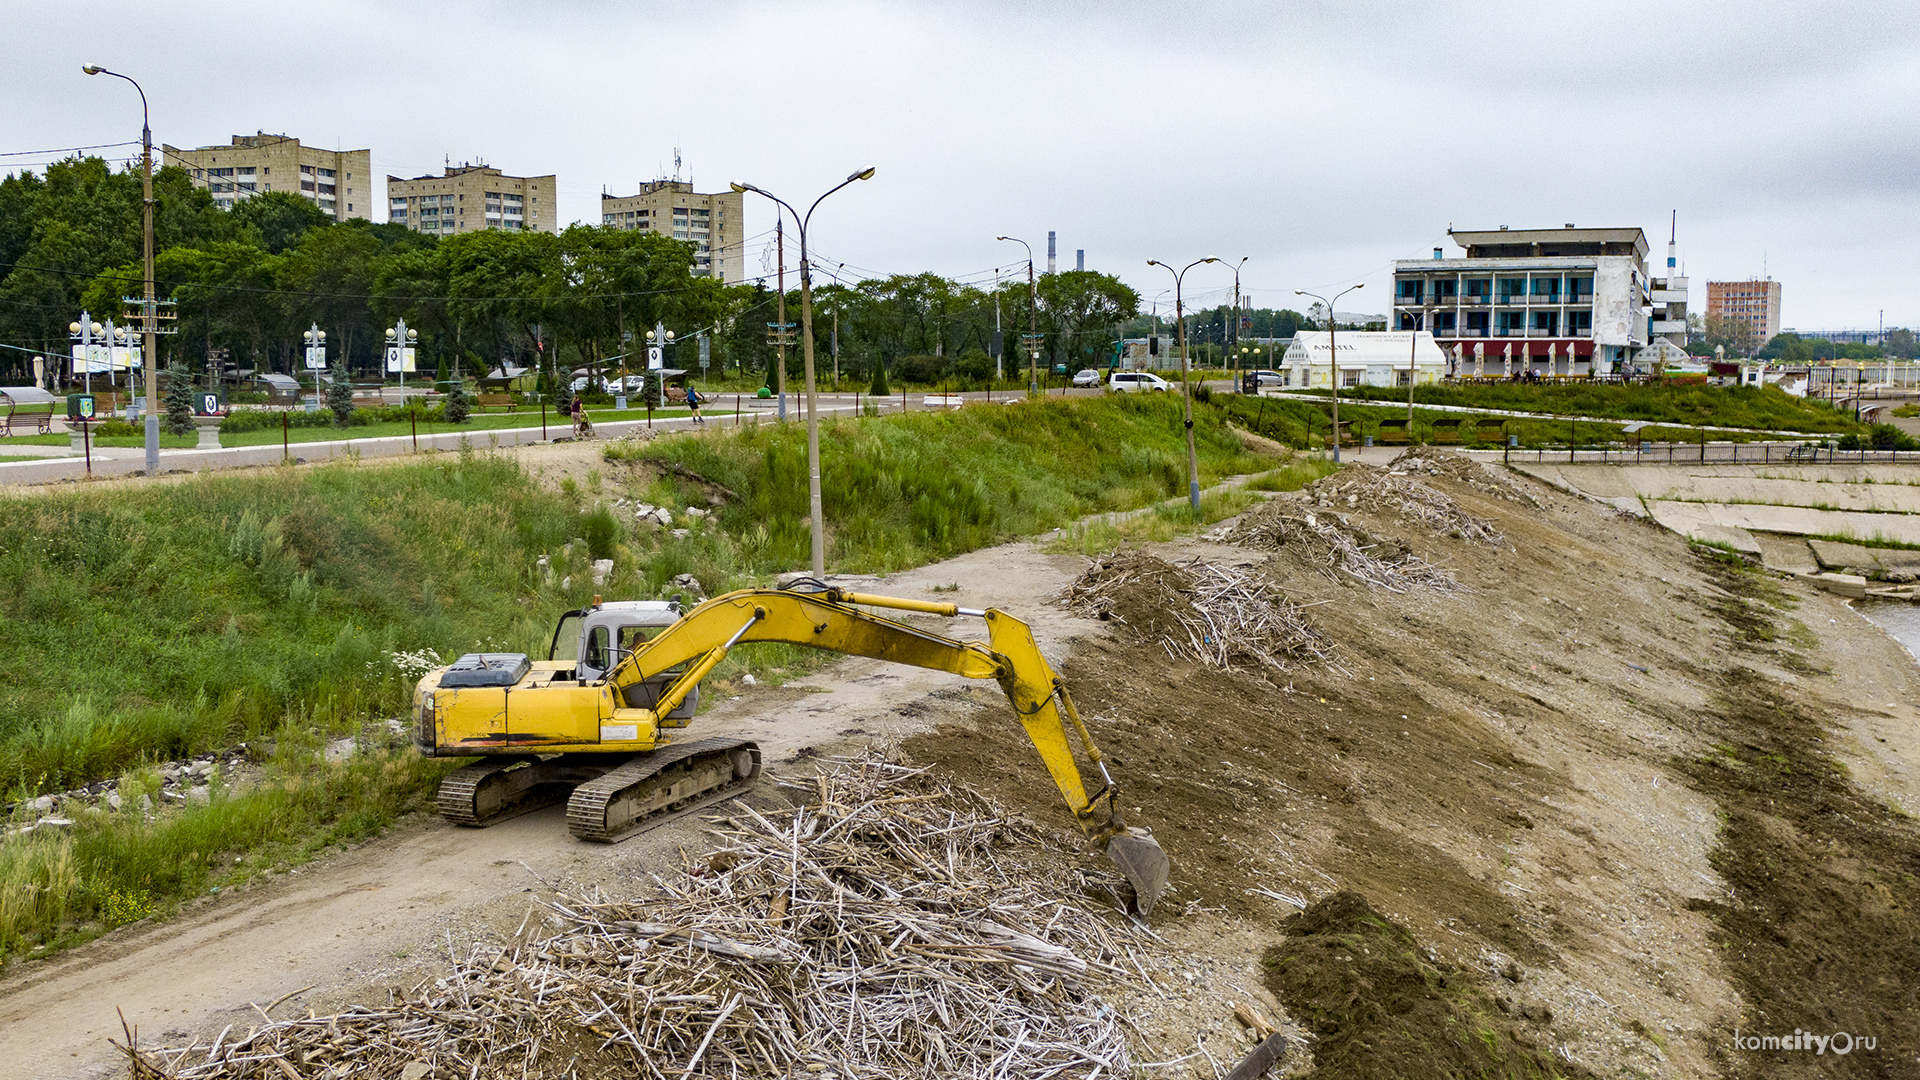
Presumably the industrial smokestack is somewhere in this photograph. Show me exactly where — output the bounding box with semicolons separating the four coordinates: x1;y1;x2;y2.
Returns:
1076;249;1084;272
1668;210;1677;272
1047;231;1056;275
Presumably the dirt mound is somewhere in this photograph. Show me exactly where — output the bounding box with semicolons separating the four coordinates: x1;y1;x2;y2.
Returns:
1306;463;1505;545
1223;501;1462;593
1391;446;1545;508
127;759;1136;1079
1264;890;1589;1080
1061;550;1338;674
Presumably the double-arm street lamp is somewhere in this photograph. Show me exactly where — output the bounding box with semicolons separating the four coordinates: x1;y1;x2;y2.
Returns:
996;236;1040;394
1147;256;1221;511
82;64;158;474
1226;256;1249;380
1295;283;1366;462
731;168;876;580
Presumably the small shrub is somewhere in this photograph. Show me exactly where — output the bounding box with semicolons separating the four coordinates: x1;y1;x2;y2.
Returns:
582;503;619;560
163;365;196;436
325;361;353;427
443;379;471;424
93;419;140;438
869;360;891;398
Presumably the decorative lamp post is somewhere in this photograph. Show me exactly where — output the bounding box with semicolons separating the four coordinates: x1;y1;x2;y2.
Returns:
731;168;877;580
302;324;327;401
1295;283;1366;462
386;321;419;391
1147;256;1222;510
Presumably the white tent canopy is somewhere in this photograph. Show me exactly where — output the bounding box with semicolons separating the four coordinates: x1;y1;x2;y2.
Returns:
0;387;57;407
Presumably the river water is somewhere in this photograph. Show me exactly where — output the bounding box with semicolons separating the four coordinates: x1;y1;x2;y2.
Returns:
1855;602;1920;663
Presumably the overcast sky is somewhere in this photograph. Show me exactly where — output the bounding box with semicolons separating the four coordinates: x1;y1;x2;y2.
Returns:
5;1;1917;328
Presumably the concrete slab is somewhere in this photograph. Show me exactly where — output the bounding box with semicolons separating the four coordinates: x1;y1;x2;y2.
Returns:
1691;525;1764;557
1646;500;1920;546
1807;540;1920;574
1800;571;1869;599
1752;533;1820;575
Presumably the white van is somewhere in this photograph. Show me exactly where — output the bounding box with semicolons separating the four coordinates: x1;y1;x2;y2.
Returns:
1108;371;1171;393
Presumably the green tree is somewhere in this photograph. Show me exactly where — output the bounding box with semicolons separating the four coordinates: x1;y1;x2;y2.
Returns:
443;376;471;424
163;362;195;435
227;192;329;254
325;356;354;426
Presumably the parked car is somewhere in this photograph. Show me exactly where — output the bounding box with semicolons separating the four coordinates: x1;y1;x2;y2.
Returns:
1108;371;1171;393
1240;369;1285;394
1071;369;1102;388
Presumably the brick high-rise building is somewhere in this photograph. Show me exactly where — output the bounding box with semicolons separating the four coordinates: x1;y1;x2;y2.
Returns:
387;164;557;236
162;133;371;221
600;181;744;282
1706;280;1783;347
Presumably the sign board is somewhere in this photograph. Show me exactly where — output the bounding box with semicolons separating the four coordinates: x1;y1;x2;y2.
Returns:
698;335;710;370
194;390;226;416
304;346;327;370
69;343;139;374
66;394;95;420
646;346;664;370
384;346;418;373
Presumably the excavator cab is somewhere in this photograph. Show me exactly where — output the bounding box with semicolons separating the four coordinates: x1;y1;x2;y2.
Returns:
546;602;699;723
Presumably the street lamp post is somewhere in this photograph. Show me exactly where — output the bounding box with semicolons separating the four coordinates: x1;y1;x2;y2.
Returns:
1148;256;1222;511
1295;283;1366;462
997;236;1040;394
83;64;158;474
67;314;103;395
302;324;327;401
731;168;877;580
1403;296;1431;429
1227;257;1248;383
386;320;418;392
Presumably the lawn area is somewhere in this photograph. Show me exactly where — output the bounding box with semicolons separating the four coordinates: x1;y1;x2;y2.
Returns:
1291;382;1863;434
216;405;721;448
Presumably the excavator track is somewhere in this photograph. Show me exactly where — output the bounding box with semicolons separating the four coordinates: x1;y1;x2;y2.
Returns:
437;756;573;827
567;736;762;843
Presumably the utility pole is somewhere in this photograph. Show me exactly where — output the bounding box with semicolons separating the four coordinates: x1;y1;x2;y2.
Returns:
993;268;1003;381
775;214;787;420
996;237;1040;394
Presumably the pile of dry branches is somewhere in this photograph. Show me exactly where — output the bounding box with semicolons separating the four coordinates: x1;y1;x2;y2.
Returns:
124;760;1140;1080
1063;551;1340;674
1307;464;1505;545
1225;503;1464;594
1390;447;1545;509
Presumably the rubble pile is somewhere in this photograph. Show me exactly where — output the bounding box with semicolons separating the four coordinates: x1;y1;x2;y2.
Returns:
125;759;1138;1080
1063;551;1340;674
1225;502;1463;594
1306;464;1505;546
3;747;255;836
1389;447;1545;509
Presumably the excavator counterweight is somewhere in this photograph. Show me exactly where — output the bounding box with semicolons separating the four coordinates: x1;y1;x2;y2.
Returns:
414;585;1171;914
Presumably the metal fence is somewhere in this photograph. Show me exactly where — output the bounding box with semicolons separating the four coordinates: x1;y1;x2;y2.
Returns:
1485;441;1920;467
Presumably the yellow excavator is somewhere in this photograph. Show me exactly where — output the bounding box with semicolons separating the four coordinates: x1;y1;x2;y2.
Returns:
412;582;1172;913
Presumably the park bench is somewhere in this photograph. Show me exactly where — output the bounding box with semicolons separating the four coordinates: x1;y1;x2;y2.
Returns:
476;393;517;413
1;411;52;436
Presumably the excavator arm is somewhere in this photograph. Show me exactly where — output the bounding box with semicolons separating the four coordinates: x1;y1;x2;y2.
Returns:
603;585;1172;913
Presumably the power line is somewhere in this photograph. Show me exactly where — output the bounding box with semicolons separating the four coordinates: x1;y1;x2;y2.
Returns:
0;141;140;158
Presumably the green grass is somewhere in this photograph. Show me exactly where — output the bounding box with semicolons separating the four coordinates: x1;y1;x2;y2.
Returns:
604;392;1279;575
1293;382;1865;435
215;406;721;448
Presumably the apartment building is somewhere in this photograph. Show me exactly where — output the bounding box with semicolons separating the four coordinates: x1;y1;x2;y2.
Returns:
599;181;744;281
1391;225;1687;376
162;133;371;221
388;164;557;236
1707;280;1783;346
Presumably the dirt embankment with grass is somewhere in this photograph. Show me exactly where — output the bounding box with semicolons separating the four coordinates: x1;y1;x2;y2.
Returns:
904;450;1920;1077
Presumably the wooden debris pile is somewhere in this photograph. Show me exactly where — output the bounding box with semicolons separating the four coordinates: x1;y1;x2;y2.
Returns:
1224;502;1464;594
1063;551;1340;674
124;760;1138;1080
1390;447;1545;509
1307;464;1505;545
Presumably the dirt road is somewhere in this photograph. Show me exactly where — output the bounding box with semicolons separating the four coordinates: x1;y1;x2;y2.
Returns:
0;542;1103;1080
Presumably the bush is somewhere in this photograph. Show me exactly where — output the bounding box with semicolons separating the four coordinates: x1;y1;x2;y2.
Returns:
325;361;353;427
952;350;993;383
93;419;140;438
890;355;945;385
869;360;890;398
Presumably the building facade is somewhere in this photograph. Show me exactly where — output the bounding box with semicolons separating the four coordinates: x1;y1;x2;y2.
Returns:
162;133;371;221
1707;280;1783;346
1279;331;1447;389
599;181;744;282
387;165;557;235
1391;226;1687;376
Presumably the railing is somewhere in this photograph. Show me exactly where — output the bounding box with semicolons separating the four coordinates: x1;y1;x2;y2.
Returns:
1459;295;1490;306
1487;441;1920;468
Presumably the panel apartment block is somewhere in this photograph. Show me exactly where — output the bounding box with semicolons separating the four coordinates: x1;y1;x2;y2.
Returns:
599;181;744;282
162;133;371;221
1706;280;1782;346
388;164;557;236
1390;226;1688;376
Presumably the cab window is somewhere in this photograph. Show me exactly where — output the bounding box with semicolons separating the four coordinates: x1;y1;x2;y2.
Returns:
550;613;584;661
583;626;610;672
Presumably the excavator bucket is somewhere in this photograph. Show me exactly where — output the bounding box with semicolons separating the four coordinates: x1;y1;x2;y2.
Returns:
1106;830;1172;916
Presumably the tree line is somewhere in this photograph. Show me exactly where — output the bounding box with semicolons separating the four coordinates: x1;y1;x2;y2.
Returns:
0;156;1158;392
